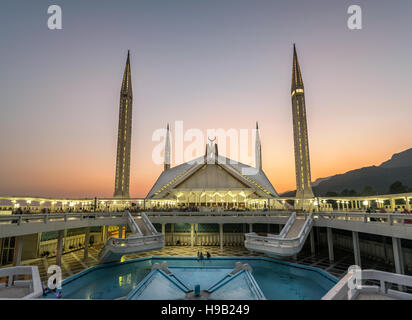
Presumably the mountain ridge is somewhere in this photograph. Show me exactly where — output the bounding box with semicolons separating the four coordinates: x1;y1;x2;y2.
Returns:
281;148;412;197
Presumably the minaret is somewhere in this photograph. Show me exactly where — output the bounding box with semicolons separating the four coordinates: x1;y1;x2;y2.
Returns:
291;44;314;201
114;51;133;198
164;123;171;171
255;122;262;170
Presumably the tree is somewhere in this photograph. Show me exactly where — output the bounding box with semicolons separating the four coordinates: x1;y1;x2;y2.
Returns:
341;189;358;197
361;185;377;196
388;181;408;194
325;191;338;197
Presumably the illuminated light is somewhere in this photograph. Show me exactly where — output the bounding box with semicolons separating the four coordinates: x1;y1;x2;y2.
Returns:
363;200;369;206
27;200;32;204
314;201;319;206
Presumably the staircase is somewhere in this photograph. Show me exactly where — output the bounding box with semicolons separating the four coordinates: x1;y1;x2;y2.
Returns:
98;212;164;264
244;212;313;257
285;218;305;238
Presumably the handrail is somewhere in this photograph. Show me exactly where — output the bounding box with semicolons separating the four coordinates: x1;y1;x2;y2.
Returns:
295;212;314;239
279;212;296;238
106;233;164;247
126;211;142;235
323;269;412;300
0;211;127;225
141;212;158;235
245;213;314;249
1;210;411;231
0;266;42;299
145;211;292;218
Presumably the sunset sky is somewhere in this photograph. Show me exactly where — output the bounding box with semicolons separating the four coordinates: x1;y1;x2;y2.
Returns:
0;0;411;198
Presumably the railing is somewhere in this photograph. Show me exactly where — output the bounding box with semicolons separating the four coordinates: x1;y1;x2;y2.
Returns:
244;213;314;255
0;266;42;299
127;211;142;235
322;269;412;300
1;210;411;237
0;211;128;226
141;212;158;235
145;211;291;218
105;233;164;247
164;233;244;246
98;233;164;262
278;212;296;238
38;232;103;257
315;212;412;226
5;210;411;224
296;213;314;239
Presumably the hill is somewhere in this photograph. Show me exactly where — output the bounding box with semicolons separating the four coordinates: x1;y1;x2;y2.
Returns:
280;148;412;197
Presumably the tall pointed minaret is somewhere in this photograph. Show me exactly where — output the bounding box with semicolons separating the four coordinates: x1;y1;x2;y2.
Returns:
291;44;314;201
164;123;171;171
255;122;262;170
114;51;133;198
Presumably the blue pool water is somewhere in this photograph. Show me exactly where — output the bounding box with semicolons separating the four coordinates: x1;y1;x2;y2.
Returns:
44;257;337;300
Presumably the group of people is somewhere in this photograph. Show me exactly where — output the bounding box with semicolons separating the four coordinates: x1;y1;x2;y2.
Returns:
365;207;410;214
365;207;412;223
197;251;211;260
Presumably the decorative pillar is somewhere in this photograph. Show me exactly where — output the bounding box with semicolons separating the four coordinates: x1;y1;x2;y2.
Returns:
392;237;405;275
219;224;223;250
191;224;194;248
102;225;108;243
310;230;316;256
161;223;166;235
249;224;253;233
352;231;361;267
118;225;123;238
327;227;334;263
84;227;90;261
390;198;396;211
56;230;64;266
171;224;174;245
12;236;23;266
